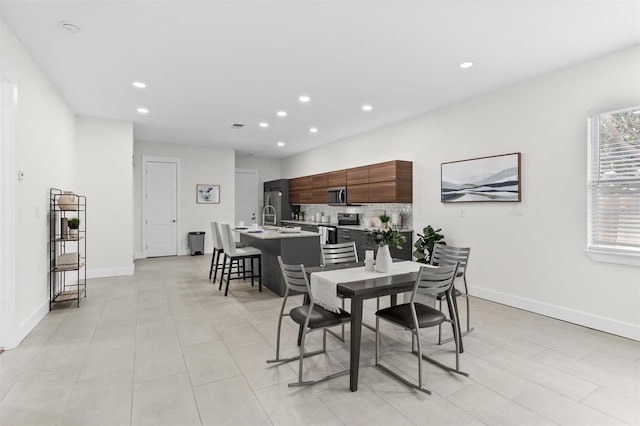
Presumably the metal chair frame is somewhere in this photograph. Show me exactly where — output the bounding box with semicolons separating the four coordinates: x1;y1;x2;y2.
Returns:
375;264;468;394
267;256;350;387
320;242;359;341
431;244;473;344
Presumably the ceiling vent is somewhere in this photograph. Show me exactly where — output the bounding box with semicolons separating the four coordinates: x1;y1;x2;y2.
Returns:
61;22;80;34
231;123;244;129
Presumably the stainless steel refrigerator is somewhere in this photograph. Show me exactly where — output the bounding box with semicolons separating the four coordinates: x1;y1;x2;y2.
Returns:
263;191;282;226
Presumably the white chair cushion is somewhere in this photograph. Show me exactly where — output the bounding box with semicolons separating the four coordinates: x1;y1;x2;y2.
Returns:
230;247;261;257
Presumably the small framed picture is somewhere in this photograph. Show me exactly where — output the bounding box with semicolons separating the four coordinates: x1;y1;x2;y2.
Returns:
196;184;220;204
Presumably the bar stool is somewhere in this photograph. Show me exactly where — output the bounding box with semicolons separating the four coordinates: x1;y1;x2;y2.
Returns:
219;223;262;296
208;221;245;283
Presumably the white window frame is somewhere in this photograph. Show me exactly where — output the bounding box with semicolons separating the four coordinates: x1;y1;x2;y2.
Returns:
586;106;640;267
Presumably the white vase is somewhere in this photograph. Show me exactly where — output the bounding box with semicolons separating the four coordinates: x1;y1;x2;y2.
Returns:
58;191;78;211
375;245;392;273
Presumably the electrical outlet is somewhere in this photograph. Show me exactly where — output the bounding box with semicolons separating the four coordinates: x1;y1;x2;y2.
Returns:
460;208;466;217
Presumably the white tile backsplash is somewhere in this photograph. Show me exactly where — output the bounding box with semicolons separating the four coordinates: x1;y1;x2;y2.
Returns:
297;203;413;230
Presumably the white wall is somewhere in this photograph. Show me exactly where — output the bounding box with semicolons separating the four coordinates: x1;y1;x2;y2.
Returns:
235;154;282;220
134;141;236;256
77;116;134;277
1;18;77;346
282;46;640;340
235;155;282;188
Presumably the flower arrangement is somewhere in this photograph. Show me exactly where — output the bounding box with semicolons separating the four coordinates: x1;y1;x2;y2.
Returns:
365;228;406;249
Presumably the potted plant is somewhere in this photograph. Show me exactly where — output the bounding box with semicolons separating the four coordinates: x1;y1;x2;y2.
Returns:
379;213;391;229
365;228;406;272
67;217;80;238
413;225;445;264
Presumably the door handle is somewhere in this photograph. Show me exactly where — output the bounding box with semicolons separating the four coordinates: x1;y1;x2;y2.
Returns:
171;220;176;223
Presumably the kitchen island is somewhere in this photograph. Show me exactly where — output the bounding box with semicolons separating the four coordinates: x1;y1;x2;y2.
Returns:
235;228;321;296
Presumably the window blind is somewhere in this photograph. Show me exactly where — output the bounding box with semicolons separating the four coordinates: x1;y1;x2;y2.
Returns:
588;107;640;254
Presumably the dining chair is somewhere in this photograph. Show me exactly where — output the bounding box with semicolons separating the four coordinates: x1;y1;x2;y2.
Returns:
320;242;358;341
430;244;473;344
374;263;468;394
218;223;262;296
267;256;351;387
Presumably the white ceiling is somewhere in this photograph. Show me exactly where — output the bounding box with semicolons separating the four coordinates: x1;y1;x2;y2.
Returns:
1;1;639;159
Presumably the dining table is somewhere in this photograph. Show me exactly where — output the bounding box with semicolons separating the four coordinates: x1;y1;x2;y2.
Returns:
304;261;464;392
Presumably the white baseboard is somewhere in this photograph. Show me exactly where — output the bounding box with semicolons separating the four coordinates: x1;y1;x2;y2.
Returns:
134;251;211;259
12;300;49;349
469;285;640;341
86;264;134;279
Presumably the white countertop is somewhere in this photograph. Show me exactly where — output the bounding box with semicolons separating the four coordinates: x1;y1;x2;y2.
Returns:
281;220;412;233
234;227;320;240
281;219;339;226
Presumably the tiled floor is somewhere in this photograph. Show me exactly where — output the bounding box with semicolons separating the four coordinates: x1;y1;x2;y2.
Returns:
1;255;639;426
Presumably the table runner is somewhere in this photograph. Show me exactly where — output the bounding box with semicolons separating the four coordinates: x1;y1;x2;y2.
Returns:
310;261;429;313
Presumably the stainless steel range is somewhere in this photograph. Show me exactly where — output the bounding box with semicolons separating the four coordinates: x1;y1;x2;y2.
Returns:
338;213;359;226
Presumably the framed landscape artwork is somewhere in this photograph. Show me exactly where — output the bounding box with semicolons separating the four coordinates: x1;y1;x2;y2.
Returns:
196;184;220;204
441;153;521;203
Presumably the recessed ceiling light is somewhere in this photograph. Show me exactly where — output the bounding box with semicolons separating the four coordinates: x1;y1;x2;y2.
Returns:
259;122;269;128
362;105;373;111
277;111;287;117
459;61;474;69
299;95;311;103
61;22;80;34
309;127;318;133
137;107;149;114
277;141;285;147
132;81;146;88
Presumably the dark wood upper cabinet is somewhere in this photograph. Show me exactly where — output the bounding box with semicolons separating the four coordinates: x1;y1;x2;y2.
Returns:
289;176;313;192
346;166;369;185
311;173;328;189
347;184;369;203
289;160;412;204
312;188;327;204
368;161;398;182
327;170;346;187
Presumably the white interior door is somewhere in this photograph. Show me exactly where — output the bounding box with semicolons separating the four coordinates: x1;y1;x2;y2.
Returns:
0;70;17;349
235;169;259;227
144;159;178;257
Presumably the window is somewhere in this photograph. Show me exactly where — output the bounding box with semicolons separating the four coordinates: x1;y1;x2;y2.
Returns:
587;106;640;265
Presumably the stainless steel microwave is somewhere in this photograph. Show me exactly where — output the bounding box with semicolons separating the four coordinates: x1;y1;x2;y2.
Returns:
327;187;347;205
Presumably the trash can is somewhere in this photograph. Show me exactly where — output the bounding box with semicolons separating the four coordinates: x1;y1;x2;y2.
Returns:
188;231;205;256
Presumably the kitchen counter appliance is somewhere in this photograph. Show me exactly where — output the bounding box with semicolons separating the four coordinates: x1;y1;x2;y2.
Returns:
328;187;347;206
318;225;337;245
338;213;359;226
